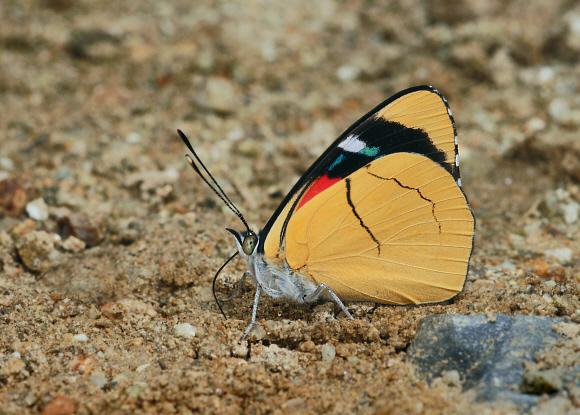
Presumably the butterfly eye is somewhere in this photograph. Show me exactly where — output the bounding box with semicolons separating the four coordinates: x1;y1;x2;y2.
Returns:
242;233;258;255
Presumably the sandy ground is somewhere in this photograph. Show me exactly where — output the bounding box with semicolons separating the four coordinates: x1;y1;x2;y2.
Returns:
1;0;580;414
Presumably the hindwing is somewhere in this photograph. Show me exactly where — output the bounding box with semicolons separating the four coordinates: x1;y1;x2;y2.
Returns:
284;152;474;304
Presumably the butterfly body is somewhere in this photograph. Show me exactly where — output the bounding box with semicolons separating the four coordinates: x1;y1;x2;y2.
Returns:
228;229;319;304
179;85;475;341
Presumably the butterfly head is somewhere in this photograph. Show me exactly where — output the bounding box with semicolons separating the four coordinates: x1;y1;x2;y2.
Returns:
227;228;259;258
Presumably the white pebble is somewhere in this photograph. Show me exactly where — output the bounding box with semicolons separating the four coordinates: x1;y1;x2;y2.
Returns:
500;260;516;271
0;157;14;170
524;221;541;237
126;132;142;143
562;202;580;224
26;198;49;221
544;247;572;263
336;65;360;82
73;333;88;342
442;370;461;386
172;323;197;339
321;343;336;362
136;363;150;372
568;14;580;33
62;236;86;253
261;41;277;62
89;371;108;388
226;129;245;141
525;117;546;133
548;98;571;123
204;77;238;113
537;66;555;84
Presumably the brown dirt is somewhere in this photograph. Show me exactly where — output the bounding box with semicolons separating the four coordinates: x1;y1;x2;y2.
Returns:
1;1;580;414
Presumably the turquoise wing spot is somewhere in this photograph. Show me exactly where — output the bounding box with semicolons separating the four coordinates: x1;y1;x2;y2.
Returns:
328;154;346;171
359;146;380;157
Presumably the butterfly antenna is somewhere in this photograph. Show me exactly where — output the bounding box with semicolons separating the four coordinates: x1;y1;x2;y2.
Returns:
178;129;251;232
212;251;239;319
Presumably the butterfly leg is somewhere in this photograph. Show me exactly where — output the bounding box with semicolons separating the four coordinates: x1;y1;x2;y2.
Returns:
303;284;353;320
239;283;261;343
220;272;247;302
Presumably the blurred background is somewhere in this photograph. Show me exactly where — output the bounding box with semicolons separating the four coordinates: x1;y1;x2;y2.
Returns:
1;1;579;414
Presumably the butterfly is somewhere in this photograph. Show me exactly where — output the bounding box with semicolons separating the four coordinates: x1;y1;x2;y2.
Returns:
179;85;475;342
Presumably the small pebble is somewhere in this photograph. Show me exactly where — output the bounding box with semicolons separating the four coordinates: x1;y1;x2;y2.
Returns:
56;188;86;207
231;342;249;358
62;236;86;252
87;307;101;319
523;221;541;237
58;212;100;247
203;77;238;113
523;369;563;394
15;230;56;273
500;260;516;271
562;202;579;224
236;139;260;157
172;323;197;339
136;363;150;373
544;247;572;263
0;157;15;170
442;370;461;387
39;395;77;415
125;132;141;143
183;212;196;227
261;41;277;62
111;372;130;385
226;129;245;141
24;392;37;407
336;65;360;82
0;178;27;216
537;66;555;84
321;343;336;362
525;117;546;133
89;371;107;388
2;356;26;375
508;233;525;247
49;206;72;221
26;198;49;220
123;169;179;190
56;166;73;181
73;334;88;342
548;98;571;123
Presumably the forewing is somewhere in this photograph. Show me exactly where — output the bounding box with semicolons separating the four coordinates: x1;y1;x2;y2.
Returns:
261;86;462;262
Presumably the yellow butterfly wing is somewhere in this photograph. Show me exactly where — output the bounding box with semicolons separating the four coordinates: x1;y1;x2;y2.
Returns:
262;87;461;261
284;152;474;304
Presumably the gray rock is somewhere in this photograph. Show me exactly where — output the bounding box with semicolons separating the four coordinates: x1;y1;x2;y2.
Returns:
407;314;580;411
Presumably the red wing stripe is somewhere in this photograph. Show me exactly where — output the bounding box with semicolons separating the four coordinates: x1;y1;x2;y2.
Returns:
296;174;341;210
